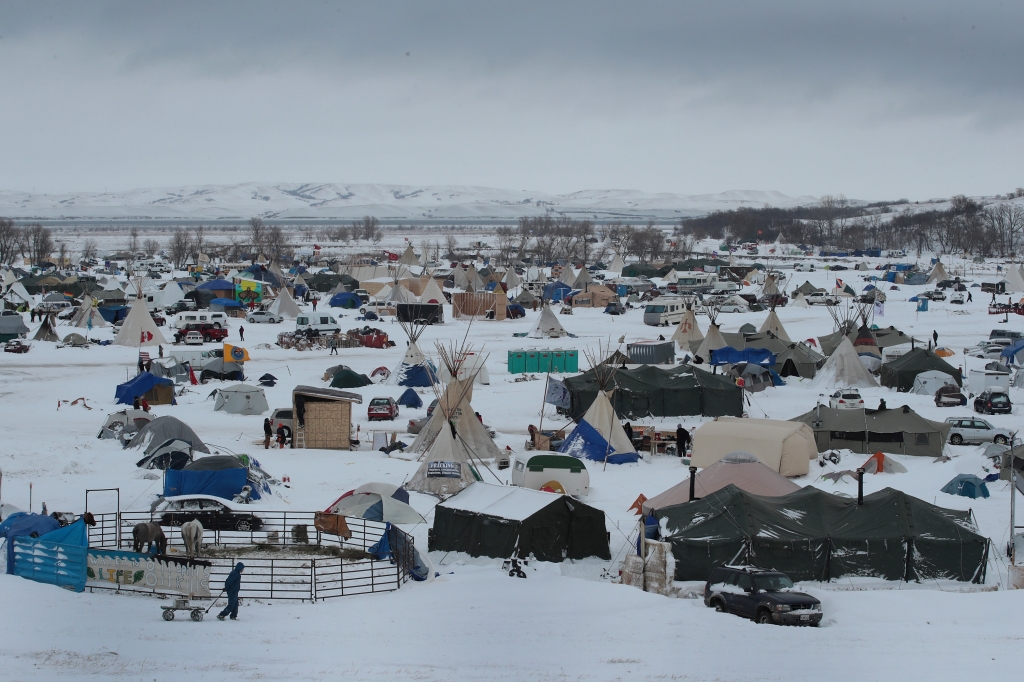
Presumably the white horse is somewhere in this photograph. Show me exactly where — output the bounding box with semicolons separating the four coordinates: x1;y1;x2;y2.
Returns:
180;519;204;559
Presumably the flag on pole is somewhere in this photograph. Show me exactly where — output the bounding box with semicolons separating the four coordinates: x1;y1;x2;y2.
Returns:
140;330;154;343
544;377;571;409
224;343;251;362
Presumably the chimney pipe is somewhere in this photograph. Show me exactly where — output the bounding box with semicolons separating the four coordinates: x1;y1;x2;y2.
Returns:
857;467;865;505
689;465;697;501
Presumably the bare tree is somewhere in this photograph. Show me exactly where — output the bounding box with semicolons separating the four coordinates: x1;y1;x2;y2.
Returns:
264;225;290;264
371;228;384;245
352;216;380;241
495;226;518;265
0;218;20;266
143;238;160;258
81;237;99;262
26;224;55;267
168;230;192;268
57;241;69;269
248;217;266;261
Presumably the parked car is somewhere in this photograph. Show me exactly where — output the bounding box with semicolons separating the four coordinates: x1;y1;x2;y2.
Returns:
963;339;1010;359
183;331;204;345
368;396;399;421
359;301;393;316
165;300;198;314
949;292;965;305
270;407;293;441
829;388;864;409
3;340;30;354
719;302;749;313
353;289;370;304
934;383;967;407
974;388;1012;415
704;565;822;626
793;262;815;272
407;399;438;434
805;292;837;306
990;329;1024;341
154;495;265;531
920;290;946;301
603;301;626;315
174;323;229;344
295;314;341;335
246;311;281;324
944;417;1013;445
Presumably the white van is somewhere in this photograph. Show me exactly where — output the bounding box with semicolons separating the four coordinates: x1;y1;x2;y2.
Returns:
296;314;341;334
170;311;229;329
643;297;686;327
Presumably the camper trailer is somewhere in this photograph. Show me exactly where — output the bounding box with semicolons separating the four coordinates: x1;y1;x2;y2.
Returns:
170;311;229;329
643;297;687;327
674;272;720;293
511;454;590;497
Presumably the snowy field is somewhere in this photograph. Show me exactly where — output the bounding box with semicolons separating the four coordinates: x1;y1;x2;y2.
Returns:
2;256;1024;681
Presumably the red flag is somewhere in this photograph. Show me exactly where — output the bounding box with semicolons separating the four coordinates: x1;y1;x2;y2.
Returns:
188;366;199;385
140;331;153;343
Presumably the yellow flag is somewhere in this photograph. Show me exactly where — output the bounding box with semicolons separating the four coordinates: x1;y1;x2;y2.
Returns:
224;343;250;363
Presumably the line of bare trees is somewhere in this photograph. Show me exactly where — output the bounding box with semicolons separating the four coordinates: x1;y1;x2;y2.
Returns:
0;218;58;267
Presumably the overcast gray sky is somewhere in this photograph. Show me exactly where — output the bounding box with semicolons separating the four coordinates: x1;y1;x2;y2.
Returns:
1;1;1020;200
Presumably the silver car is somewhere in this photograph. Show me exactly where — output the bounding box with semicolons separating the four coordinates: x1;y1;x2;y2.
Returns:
246;311;281;324
944;417;1013;445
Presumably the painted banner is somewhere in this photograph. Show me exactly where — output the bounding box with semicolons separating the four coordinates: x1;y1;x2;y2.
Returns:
427;462;462;478
235;280;263;305
86;549;212;596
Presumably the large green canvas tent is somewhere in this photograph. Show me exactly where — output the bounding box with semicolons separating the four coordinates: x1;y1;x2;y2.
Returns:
656;484;988;583
789;404;951;457
562;364;742;420
880;348;961;392
429;482;610;562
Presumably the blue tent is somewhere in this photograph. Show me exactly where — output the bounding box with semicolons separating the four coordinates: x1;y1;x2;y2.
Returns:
1000;339;1024;365
329;292;360;308
395;363;437;387
941;474;990;499
559;420;640;464
507;303;526;319
710;347;775;367
243;264;283;287
115;372;174;405
164;468;249;500
196;279;234;291
543;282;571;302
397;388;424;408
210;297;243;310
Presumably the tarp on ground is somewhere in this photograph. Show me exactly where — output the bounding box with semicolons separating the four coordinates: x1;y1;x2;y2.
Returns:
429;482;610;562
880;348;962;392
656;484;988;583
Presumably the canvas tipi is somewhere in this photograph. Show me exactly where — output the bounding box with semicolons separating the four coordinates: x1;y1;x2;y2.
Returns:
671;306;704;348
114;287;167;348
926;261;950;284
572;268;592;289
758;309;792;343
790;293;809;308
398;244;421;266
32;314;60;342
693;305;728;364
503;268;521;291
607;254;625;274
420;277;446;304
267;287;302;320
558;390;639;464
390;320;437;387
71;295;108;329
405;418;482;497
852;325;882;371
813;336;878;388
528;304;568;339
1002;266;1024;293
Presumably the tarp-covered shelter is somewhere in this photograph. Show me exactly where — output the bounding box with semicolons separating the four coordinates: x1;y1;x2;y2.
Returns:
655;485;988;583
881;348;962;392
213;384;269;415
563;365;743;420
0;314;29;341
164;456;251;500
643;451;799;512
126;416;210;454
558;390;639;464
790;405;951;457
912;370;958;396
691;418;818;476
114;372;175;406
429;482;610;562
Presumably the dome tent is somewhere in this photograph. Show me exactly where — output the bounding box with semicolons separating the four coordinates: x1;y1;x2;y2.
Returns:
941;474;990;499
213;384;270;415
126;416;210;454
330;368;373;388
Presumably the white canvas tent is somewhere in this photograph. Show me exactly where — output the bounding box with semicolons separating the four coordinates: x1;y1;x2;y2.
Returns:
267;287;302;320
790;293;809;308
503;268;521;290
662;269;679;284
528;304;569;339
691;418;818;477
157;282;185;308
398;245;421;266
671;308;704;348
406;424;482;497
911;370;957;396
642;451;799;512
420;277;446;304
71;295;108;328
758;309;791;343
1002;266;1024;293
213;384;270;415
408;378;503;462
813;336;878;388
607;254;625;274
114;300;167;347
926;261;950;284
694;323;728;364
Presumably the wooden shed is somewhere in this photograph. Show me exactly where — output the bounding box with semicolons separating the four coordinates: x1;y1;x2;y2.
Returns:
291;385;363;450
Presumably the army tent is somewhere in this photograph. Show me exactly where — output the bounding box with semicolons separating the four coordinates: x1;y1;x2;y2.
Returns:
213;384;270;415
330;368;372;388
642;451;799;512
790;404;951;457
792;280;821;296
880;348;962;392
429;482;610;562
655;485;988;583
775;342;825;379
691;418;818;477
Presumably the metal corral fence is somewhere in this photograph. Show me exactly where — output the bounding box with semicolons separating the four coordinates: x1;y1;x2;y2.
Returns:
85;511;416;602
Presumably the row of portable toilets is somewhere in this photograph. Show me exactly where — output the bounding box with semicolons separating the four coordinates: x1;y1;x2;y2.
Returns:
507;349;579;374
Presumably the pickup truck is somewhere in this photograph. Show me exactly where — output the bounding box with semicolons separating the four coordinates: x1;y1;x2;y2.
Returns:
174;323;229;344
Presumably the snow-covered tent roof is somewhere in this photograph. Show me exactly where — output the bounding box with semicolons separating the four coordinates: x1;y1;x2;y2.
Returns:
398;244;421;266
528;304;568;338
114;300;167;347
267;287;302;320
557;390;639;464
926;261;950;284
671;308;704;347
694;323;728;364
758;310;791;343
420;277;446;304
643;451;799;512
813;336;879;388
127;416;210;454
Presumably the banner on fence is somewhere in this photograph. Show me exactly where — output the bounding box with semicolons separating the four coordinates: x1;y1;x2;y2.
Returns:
86;549;212;596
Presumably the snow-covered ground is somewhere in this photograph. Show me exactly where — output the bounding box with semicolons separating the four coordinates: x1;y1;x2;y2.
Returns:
2;258;1024;681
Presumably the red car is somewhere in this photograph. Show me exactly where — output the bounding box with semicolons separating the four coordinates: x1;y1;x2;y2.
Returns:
174;323;229;344
4;340;30;354
367;397;399;421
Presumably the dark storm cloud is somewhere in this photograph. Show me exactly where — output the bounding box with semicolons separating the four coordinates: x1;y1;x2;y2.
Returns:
0;2;1021;197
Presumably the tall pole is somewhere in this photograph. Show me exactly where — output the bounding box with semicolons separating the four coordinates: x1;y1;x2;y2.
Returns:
1012;434;1017;568
537;372;550;435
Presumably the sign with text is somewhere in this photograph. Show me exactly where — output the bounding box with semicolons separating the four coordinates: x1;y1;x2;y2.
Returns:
427;461;462;478
86;549;212;596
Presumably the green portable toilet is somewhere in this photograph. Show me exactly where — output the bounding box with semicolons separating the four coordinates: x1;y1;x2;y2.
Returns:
550;349;565;373
565;349;579;373
508;350;527;374
538;350;552;373
525;350;540;373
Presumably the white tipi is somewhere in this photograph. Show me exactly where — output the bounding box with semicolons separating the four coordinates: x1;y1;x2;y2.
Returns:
694;318;728;364
398;244;421;266
1002;266;1024;293
758;309;792;343
420;277;446;304
114;287;167;347
671;307;704;348
813;336;878;388
528;304;568;338
607;254;625;274
405;419;481;497
71;294;108;329
267;287;302;320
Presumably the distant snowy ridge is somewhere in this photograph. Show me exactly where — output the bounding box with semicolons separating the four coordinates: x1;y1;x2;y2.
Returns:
0;183;821;221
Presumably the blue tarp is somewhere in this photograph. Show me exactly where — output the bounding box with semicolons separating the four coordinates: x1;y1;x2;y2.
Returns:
196;279;234;291
558;419;640;464
329;292;360;308
0;512;60;540
114;372;173;405
98;305;128;322
507;304;526;318
368;522;393;560
1000;339;1024;364
394;363;437;387
163;468;249;500
710;347;776;367
543;282;572;302
243;265;283;287
9;519;89;592
210;297;242;309
397;388;424;408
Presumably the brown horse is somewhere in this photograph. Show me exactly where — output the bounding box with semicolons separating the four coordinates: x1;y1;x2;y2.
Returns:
132;522;167;555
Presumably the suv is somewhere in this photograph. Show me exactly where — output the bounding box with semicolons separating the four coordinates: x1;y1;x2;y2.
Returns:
990;329;1024;342
829;388;864;409
174;323;229;343
945;417;1013;445
805;292;837;306
368;397;399;421
154;495;264;531
974;388;1012;415
704;566;822;626
166;300;197;314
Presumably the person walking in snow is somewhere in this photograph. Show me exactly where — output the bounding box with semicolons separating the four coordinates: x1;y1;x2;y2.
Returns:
263;418;272;449
239;325;245;341
217;563;245;620
932;330;938;346
967;291;973;303
676;424;690;457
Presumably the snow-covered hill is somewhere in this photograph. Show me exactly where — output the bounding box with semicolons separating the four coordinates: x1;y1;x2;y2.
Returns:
0;183;820;221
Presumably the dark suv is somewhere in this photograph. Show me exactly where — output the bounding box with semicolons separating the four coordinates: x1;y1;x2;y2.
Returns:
704;565;822;626
974;388;1012;415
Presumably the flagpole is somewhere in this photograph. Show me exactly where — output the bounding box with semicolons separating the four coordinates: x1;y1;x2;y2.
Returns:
538;372;550;434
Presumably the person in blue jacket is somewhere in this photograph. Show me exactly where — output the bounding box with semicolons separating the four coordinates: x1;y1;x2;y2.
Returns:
217;563;245;620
